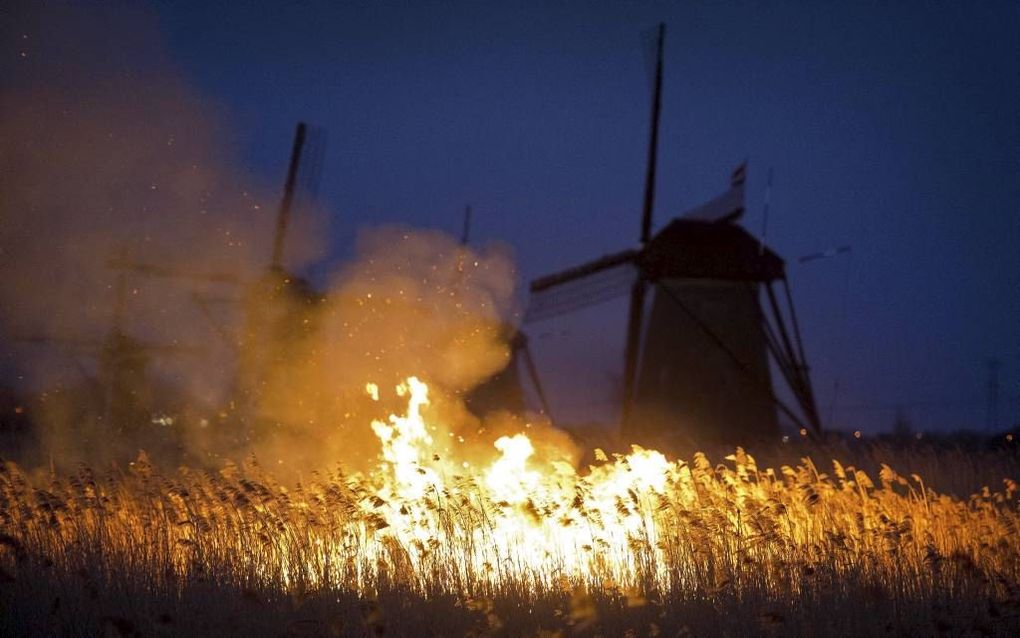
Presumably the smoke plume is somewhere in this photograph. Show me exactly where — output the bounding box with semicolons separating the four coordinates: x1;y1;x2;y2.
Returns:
0;2;576;476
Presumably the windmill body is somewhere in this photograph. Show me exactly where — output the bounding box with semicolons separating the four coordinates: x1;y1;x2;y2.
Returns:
630;217;783;447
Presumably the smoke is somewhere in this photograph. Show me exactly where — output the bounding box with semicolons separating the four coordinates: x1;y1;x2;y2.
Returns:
0;2;576;476
0;1;315;467
244;227;534;473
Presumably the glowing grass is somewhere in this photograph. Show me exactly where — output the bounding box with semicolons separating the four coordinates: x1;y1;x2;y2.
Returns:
1;380;1018;635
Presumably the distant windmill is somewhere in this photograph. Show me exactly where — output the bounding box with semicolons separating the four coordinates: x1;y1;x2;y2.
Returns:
80;117;327;426
17;246;222;433
457;204;554;419
16;122;327;446
235;122;328;426
526;24;821;446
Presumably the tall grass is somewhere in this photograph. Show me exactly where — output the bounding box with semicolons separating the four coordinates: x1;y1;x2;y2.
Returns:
1;441;1018;636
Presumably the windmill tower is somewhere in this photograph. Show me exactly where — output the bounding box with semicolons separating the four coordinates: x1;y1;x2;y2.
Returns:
526;24;820;447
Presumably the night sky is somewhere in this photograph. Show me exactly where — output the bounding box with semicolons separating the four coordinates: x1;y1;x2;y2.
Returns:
8;1;1020;433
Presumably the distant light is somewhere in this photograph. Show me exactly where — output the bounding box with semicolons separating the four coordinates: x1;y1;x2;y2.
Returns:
853;430;862;439
799;428;808;437
782;435;789;443
1007;434;1014;442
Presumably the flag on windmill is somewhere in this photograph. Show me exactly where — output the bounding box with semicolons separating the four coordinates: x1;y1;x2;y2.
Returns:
681;161;747;224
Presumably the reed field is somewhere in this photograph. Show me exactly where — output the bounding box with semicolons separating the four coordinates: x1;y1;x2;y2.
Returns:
1;379;1019;636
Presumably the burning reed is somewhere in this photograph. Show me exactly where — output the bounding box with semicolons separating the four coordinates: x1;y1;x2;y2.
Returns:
1;378;1019;635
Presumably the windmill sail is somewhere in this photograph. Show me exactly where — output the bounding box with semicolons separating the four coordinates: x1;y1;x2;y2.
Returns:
526;254;637;323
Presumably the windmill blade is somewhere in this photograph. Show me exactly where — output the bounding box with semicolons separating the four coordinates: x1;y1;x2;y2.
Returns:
514;332;553;419
298;125;327;202
640;23;665;245
291;123;328;232
530;248;640;293
135;342;206;357
620;22;664;433
270;122;308;271
763;281;821;432
798;245;851;264
16;334;204;358
640;25;661;92
15;334;103;352
758;166;773;255
106;255;240;285
525;260;636;323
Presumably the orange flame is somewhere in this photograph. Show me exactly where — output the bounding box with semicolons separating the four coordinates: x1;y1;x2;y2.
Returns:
358;377;677;588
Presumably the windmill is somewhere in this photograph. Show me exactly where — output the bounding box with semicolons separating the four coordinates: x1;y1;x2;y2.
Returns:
11;122;326;459
526;24;821;447
71;118;325;439
233;121;328;429
456;205;553;419
15;247;219;448
97;250;235;428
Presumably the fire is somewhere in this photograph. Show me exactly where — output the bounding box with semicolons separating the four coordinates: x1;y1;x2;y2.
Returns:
2;373;1017;613
370;377;441;502
359;377;677;589
485;433;541;505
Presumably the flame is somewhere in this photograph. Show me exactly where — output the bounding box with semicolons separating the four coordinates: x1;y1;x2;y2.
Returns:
6;374;1017;607
370;377;440;502
358;377;678;589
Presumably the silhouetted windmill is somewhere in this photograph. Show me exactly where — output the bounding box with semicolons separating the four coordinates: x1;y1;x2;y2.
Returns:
457;205;553;419
235;122;327;427
14;122;326;451
526;24;821;446
17;247;220;433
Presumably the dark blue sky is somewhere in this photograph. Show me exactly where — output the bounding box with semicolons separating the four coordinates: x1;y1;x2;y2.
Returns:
17;1;1020;432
